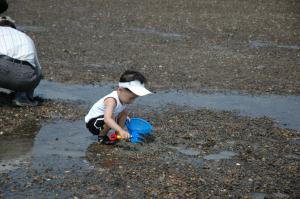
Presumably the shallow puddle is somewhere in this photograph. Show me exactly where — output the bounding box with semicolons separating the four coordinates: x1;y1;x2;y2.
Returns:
211;39;300;51
204;151;237;160
0;120;96;173
0;138;32;172
252;192;267;199
36;80;300;130
130;27;185;39
249;40;300;50
177;148;201;156
17;25;47;33
251;192;289;199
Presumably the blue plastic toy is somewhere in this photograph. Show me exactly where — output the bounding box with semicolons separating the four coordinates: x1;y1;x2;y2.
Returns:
125;117;153;143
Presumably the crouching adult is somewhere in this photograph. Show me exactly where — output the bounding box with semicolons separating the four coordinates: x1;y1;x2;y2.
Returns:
0;17;42;106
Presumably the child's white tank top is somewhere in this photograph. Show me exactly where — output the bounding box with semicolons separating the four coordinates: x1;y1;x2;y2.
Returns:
85;91;127;123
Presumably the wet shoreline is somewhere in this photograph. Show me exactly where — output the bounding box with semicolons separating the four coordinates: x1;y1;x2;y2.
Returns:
36;80;300;130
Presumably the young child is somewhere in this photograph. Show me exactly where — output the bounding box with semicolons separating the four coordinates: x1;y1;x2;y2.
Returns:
85;70;151;144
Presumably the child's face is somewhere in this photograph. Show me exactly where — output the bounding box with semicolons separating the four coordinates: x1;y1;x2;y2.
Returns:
118;88;138;104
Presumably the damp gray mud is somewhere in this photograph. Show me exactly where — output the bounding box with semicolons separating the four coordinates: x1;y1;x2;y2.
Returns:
36;80;300;131
1;81;298;198
1;80;298;197
0;120;95;174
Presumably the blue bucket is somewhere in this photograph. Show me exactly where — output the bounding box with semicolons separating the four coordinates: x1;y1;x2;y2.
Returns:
126;118;153;136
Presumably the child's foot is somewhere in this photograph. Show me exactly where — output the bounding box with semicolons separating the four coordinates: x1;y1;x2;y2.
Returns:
98;135;116;145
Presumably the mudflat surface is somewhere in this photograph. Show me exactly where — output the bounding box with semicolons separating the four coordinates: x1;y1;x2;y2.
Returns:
6;0;300;94
1;0;300;198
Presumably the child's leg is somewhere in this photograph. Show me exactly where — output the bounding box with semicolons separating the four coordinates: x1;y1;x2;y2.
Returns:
86;116;116;144
86;116;105;135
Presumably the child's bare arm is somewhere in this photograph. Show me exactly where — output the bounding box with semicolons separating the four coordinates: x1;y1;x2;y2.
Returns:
104;98;130;139
117;109;128;128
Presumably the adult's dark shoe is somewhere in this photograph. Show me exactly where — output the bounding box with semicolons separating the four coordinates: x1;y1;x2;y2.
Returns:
13;92;39;107
13;98;38;107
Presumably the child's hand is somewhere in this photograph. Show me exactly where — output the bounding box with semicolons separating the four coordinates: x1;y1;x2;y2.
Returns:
118;129;131;139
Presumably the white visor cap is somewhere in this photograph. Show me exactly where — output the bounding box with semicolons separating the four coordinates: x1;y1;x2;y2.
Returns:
118;80;152;96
